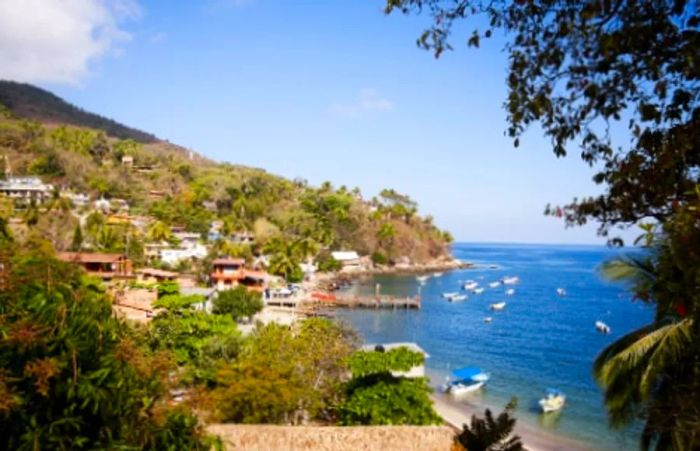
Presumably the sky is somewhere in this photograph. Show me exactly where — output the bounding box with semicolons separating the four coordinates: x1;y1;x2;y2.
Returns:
0;0;638;245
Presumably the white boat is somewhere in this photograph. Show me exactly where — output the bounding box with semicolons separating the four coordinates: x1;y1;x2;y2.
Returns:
539;389;566;413
433;272;443;278
484;316;493;323
556;288;567;297
595;320;611;334
416;275;430;284
489;281;501;288
505;288;515;296
450;294;467;302
473;288;485;295
442;292;459;299
502;276;520;285
490;302;507;311
463;281;479;291
443;367;490;396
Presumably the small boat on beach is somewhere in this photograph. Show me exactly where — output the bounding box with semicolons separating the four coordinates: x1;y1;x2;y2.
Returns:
539;388;566;413
449;294;467;302
443;367;490;396
489;281;501;288
502;276;520;285
464;281;479;291
556;288;567;297
595;320;611;334
490;302;507;311
473;288;485;295
505;288;515;296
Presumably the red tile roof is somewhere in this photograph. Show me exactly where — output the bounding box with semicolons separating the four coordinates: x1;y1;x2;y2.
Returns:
57;252;127;264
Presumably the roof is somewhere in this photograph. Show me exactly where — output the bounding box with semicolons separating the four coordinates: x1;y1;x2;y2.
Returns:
361;342;429;357
57;252;127;264
331;251;360;261
451;366;487;381
212;258;245;266
137;268;179;278
242;270;268;281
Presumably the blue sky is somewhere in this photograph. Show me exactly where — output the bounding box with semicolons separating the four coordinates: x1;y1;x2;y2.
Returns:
1;0;637;244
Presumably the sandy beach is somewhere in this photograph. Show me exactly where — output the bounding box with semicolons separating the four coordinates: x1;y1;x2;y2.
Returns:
431;392;593;451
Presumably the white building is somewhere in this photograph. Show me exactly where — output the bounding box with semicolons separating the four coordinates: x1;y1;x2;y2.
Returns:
160;244;208;266
331;251;361;271
0;176;54;204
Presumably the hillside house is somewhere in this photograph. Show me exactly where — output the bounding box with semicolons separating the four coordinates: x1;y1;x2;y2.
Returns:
211;258;245;290
136;268;179;283
61;191;90;207
57;252;132;280
0;176;54;205
331;251;361;271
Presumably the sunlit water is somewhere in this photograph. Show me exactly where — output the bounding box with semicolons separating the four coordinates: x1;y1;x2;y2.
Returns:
336;242;652;450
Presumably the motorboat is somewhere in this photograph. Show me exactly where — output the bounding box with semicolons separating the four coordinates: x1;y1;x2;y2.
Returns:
442;292;459;299
502;276;520;285
416;275;430;284
450;294;467;302
595;320;611;334
464;281;479;291
473;288;485;295
539;388;566;413
490;302;507;311
484;316;493;323
556;288;567;297
443;367;490;396
433;272;443;278
489;281;501;288
505;288;515;296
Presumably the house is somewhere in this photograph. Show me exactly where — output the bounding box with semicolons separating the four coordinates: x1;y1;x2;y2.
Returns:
113;287;157;322
0;176;54;204
136;268;179;283
230;231;255;244
331;251;361;271
211;258;245;290
94;197;111;212
173;232;201;248
144;242;171;261
360;343;429;378
57;252;132;280
239;270;267;292
160;244;207;266
61;191;90;208
121;155;134;167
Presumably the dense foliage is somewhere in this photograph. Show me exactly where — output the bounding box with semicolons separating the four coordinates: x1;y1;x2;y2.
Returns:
212;286;264;322
210;319;358;424
0;240;209;449
340;347;441;425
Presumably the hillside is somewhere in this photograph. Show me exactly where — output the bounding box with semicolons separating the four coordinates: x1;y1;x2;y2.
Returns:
0;83;453;270
0;80;157;143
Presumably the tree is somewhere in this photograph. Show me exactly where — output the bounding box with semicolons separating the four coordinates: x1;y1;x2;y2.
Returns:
70;223;83;251
0;241;209;449
211;319;358;424
147;220;173;243
455;398;524;451
212;286;264;322
339;347;442;425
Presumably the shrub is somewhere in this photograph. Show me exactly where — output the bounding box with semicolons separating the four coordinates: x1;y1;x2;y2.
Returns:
212;286;264;322
371;251;388;265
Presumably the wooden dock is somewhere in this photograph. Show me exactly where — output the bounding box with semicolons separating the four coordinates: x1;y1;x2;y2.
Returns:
304;294;421;310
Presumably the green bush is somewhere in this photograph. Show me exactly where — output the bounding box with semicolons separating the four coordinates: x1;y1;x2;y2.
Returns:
317;254;342;272
212;286;264;322
371;251;388;265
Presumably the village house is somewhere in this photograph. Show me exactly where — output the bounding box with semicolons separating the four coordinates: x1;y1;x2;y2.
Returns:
331;251;362;271
211;257;245;290
173;232;201;248
360;343;429;378
57;252;133;280
160;243;207;266
136;268;179;284
61;191;90;208
0;176;54;205
230;231;255;244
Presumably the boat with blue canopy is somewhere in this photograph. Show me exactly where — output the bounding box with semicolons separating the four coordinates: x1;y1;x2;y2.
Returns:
539;388;566;413
443;366;490;396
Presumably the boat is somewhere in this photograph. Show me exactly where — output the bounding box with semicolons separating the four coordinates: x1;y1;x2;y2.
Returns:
484;316;493;323
505;288;515;296
433;272;443;278
473;288;485;295
450;294;467;302
489;281;501;288
539;388;566;413
443;366;490;396
595;320;611;334
442;292;459;299
490;302;507;311
416;275;430;284
502;276;520;285
464;281;479;291
556;288;567;297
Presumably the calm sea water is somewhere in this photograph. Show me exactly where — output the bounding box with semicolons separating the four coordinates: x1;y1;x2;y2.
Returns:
336;242;652;451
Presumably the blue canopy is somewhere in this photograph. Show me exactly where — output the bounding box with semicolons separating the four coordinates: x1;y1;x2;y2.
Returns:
451;366;485;381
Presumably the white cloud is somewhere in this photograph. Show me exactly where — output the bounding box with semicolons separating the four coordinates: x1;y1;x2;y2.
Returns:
0;0;142;84
332;89;394;117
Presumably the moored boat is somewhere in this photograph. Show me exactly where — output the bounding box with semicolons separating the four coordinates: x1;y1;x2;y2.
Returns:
443;367;490;396
502;276;520;285
556;288;567;297
539;388;566;413
489;281;501;288
416;275;430;284
484;316;493;323
595;320;611;334
490;302;507;311
442;292;459;299
505;288;515;296
473;288;485;295
464;281;479;291
450;294;467;302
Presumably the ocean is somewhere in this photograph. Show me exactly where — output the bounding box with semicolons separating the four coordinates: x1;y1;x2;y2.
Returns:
336;242;652;450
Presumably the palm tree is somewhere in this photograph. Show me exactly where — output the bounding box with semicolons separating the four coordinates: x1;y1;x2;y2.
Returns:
455;398;524;451
595;254;699;450
146;220;172;243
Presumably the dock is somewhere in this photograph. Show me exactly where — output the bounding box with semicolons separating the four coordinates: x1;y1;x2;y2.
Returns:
303;294;421;310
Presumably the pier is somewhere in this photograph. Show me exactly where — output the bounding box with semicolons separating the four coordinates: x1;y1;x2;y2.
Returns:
303;293;421;310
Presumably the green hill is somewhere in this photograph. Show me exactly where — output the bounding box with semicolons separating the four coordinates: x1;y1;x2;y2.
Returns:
0;80;157;143
0;83;452;268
